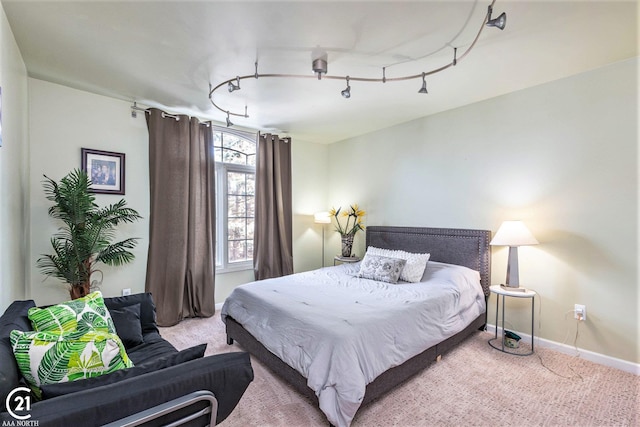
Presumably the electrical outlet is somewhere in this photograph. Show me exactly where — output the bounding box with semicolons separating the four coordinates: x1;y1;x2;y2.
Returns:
122;288;132;296
574;304;586;321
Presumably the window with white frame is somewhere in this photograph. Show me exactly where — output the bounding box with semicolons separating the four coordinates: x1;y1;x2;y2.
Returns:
213;128;256;272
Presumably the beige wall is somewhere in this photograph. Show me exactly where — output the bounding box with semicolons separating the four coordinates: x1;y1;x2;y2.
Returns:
327;58;638;364
0;3;28;311
26;78;329;305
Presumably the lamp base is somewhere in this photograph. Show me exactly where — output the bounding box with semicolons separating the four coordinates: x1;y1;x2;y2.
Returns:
500;284;527;292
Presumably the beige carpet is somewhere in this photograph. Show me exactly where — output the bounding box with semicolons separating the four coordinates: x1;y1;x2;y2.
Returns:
160;312;639;427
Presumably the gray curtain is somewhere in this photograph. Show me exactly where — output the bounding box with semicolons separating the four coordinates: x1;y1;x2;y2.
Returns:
145;109;216;326
253;133;293;280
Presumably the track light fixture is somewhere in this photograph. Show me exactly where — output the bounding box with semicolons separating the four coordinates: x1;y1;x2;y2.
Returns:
227;76;241;92
341;77;351;98
209;0;507;126
418;73;428;94
486;5;507;30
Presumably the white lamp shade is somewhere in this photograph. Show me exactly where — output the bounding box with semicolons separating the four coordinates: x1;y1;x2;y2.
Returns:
314;211;331;224
490;221;538;247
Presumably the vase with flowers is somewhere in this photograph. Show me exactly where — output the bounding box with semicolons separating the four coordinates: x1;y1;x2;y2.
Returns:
329;204;365;257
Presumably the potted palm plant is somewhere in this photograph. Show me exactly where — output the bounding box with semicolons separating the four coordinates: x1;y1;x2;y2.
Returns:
37;169;142;299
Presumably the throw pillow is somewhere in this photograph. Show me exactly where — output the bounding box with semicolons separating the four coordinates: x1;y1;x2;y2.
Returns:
40;344;207;399
358;254;407;284
28;291;116;334
103;293;158;335
110;303;144;349
10;328;133;393
367;246;430;283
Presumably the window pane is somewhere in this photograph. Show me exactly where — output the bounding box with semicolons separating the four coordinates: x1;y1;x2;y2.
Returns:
228;218;246;239
246;240;254;259
224;134;255;155
228;240;247;263
227;172;246;194
223;149;247;165
214;147;222;163
246;218;254;239
247;154;256;167
228;195;247;217
213;132;222;148
246;197;255;217
246;174;255;195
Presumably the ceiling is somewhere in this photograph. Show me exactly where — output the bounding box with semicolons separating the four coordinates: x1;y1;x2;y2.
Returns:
2;0;637;144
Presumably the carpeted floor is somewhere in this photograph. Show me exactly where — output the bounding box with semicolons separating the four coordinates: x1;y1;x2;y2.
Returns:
160;312;639;427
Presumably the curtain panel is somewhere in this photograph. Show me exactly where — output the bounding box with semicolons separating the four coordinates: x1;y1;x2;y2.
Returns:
253;133;294;280
145;109;216;326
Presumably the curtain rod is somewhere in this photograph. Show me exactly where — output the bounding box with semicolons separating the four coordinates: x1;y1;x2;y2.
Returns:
130;102;211;126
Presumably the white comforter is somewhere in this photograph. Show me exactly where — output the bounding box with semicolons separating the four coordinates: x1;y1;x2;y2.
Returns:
221;261;486;427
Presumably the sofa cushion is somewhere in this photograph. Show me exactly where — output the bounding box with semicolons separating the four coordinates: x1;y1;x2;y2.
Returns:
28;291;116;334
109;303;144;349
0;300;36;412
126;332;178;366
103;293;158;335
10;328;133;392
40;344;207;399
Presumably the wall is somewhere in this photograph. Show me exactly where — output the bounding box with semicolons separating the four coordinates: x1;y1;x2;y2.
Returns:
28;79;150;304
0;3;28;312
327;59;638;364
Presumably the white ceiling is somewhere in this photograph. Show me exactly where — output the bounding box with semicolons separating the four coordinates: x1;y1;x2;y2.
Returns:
2;0;637;143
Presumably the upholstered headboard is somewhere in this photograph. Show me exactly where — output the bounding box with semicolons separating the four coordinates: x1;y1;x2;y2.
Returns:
365;226;492;296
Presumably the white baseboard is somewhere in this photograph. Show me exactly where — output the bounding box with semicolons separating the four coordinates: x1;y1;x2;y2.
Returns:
215;302;224;311
485;324;639;375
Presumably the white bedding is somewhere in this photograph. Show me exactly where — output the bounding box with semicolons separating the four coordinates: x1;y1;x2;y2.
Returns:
221;261;486;427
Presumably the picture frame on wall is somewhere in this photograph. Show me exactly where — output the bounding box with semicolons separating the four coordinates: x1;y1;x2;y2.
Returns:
81;148;125;195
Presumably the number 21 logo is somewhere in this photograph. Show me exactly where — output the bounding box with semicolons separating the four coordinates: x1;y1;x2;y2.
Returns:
5;387;32;420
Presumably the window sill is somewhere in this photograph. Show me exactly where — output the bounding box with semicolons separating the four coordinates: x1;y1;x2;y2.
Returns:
216;262;253;274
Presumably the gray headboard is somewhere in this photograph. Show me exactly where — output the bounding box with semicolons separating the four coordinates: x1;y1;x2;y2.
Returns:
365;226;491;296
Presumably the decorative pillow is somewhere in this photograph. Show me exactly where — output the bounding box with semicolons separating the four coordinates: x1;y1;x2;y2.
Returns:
28;291;116;334
104;293;158;335
366;246;430;283
10;328;133;392
358;254;407;284
40;344;207;399
110;303;144;349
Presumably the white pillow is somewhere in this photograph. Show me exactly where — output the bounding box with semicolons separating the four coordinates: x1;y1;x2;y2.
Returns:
366;246;430;283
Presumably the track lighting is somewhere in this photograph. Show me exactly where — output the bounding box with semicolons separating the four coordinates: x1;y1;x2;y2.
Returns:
209;1;508;124
486;5;507;30
312;57;328;80
341;77;351;98
228;76;241;92
418;73;428;94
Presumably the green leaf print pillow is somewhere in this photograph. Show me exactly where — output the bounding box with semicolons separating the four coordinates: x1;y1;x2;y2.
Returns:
10;328;134;393
28;291;116;334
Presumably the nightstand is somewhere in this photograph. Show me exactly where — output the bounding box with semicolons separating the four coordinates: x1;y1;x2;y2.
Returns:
334;256;361;266
488;285;536;356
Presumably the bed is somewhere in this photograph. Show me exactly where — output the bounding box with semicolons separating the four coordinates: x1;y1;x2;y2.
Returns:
221;226;491;426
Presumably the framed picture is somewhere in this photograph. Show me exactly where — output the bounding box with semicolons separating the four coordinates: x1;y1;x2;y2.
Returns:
81;148;125;195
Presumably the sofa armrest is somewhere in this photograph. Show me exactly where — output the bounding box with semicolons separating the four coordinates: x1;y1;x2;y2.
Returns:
0;352;253;427
104;390;217;427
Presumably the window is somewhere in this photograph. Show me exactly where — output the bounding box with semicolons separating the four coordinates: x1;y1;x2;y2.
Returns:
213;128;256;272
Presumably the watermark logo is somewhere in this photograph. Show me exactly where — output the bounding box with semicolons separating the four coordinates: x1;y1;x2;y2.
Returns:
3;387;39;426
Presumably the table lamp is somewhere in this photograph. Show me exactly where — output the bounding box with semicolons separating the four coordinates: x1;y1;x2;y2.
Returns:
490;221;538;291
314;212;331;267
